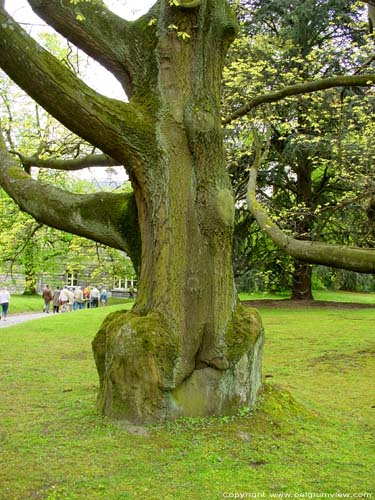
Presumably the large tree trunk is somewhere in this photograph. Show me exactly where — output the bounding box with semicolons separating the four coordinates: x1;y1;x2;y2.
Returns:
91;1;264;422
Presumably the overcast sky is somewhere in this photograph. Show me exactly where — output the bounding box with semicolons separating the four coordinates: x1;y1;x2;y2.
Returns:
6;1;155;22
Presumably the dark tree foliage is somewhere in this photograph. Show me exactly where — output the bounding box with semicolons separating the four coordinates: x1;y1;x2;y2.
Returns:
225;0;375;298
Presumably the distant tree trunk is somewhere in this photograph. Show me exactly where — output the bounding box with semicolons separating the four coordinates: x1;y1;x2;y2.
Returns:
290;162;314;300
291;261;314;300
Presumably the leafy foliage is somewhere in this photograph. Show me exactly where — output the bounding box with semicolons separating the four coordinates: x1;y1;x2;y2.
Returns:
224;0;375;295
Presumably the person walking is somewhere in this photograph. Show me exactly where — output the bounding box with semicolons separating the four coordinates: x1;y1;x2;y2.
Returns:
83;286;91;308
90;286;100;308
73;287;84;310
42;284;53;313
100;288;107;307
66;288;74;312
0;286;11;321
59;286;70;313
52;286;60;313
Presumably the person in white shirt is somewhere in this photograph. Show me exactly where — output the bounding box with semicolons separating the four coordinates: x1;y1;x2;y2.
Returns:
67;289;74;312
0;287;11;321
59;287;70;313
90;286;100;308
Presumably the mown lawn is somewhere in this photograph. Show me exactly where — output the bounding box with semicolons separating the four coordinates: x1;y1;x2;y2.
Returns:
0;302;374;499
239;290;375;304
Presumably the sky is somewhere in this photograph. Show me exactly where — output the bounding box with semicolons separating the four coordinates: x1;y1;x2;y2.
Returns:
6;0;155;22
3;0;155;183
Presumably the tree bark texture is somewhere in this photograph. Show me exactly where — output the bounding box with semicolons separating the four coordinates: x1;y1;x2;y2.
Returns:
92;0;264;422
0;0;264;422
291;261;314;300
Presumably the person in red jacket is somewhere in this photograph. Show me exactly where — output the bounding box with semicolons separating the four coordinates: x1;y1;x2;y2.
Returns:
42;284;53;314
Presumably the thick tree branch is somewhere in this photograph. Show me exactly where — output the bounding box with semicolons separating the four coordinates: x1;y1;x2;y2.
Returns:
174;0;201;7
247;141;375;273
0;8;155;172
25;0;158;96
223;74;375;124
14;153;121;171
0;130;140;268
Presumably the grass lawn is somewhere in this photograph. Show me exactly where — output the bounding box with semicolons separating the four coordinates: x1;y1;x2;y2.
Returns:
7;294;46;314
0;302;374;499
239;289;375;304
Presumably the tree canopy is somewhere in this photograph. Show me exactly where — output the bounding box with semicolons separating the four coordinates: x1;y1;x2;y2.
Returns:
0;1;374;273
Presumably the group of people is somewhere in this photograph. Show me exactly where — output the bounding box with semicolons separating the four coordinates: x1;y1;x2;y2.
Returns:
42;285;108;314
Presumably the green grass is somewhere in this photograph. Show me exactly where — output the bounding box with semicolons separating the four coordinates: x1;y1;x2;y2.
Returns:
0;304;374;499
313;289;375;304
239;289;375;304
7;294;46;314
239;291;290;301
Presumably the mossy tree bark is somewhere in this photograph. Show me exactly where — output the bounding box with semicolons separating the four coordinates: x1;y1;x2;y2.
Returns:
0;1;264;422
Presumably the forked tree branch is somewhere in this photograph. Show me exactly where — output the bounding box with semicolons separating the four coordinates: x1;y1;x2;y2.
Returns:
0;8;155;172
25;0;157;96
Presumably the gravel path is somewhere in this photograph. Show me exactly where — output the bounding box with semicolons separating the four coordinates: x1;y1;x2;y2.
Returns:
0;312;54;328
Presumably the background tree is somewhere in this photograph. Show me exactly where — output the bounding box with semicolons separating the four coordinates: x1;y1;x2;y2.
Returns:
224;0;375;298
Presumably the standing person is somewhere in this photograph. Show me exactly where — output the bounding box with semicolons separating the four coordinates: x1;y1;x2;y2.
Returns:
52;286;60;313
67;288;74;312
73;286;84;310
83;286;90;308
0;286;11;321
42;284;53;313
59;286;69;313
90;286;100;308
100;288;107;307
